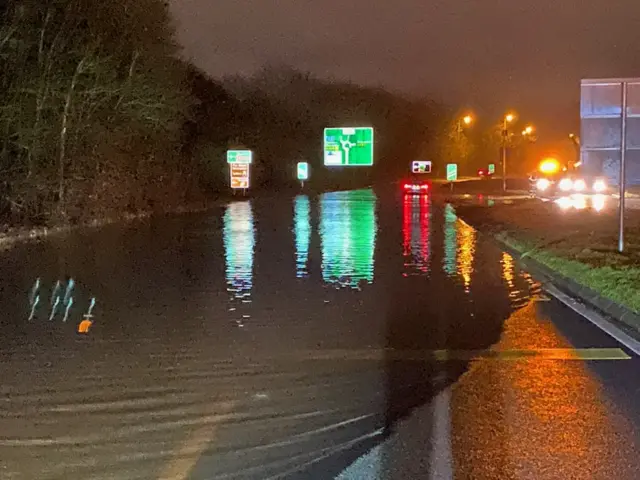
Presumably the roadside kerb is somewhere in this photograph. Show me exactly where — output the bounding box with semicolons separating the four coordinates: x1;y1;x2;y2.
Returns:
454;209;640;348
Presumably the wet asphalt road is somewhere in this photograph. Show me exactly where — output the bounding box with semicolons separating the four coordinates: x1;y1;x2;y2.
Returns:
0;187;639;479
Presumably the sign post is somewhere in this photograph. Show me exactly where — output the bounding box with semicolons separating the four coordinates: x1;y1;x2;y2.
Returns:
323;127;374;166
227;149;252;195
446;163;457;192
619;81;628;252
580;78;640;253
297;162;309;188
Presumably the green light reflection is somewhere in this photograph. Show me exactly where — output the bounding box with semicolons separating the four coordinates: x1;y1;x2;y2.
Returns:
223;202;255;325
319;189;377;289
294;195;311;278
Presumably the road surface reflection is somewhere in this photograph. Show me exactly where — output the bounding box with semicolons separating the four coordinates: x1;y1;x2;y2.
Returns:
0;188;637;479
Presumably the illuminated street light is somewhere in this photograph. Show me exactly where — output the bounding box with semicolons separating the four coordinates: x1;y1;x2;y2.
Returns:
522;125;534;136
501;112;517;191
456;113;474;141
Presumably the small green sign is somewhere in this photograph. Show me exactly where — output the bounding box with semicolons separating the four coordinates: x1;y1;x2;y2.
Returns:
227;150;252;164
297;162;309;180
446;164;458;182
323;127;374;166
488;163;495;174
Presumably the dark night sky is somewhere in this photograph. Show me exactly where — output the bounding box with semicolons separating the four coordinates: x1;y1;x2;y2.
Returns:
170;0;640;145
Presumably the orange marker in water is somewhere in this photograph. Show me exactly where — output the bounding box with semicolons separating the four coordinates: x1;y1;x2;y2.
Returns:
77;297;97;334
78;318;93;334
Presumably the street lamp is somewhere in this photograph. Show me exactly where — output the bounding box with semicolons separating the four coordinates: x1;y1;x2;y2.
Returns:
502;113;516;191
456;113;474;141
522;125;534;136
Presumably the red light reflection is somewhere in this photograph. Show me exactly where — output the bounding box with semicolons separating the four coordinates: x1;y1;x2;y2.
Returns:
403;194;430;274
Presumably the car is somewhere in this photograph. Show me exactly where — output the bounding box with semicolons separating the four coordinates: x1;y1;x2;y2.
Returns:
478;168;494;179
531;172;608;198
403;179;431;195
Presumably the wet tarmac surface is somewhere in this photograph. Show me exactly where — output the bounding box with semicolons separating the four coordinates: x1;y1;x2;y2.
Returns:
0;187;639;479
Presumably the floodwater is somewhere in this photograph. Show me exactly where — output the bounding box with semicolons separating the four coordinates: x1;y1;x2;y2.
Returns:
1;188;639;479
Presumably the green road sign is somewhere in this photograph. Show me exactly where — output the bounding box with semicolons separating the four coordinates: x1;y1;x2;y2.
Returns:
488;163;495;174
297;162;309;180
323;127;374;166
446;164;458;182
227;150;252;164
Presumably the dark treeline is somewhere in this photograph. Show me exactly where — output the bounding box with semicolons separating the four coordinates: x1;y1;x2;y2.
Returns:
0;0;446;230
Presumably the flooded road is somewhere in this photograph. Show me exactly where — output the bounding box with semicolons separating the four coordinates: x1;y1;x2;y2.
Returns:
1;188;639;479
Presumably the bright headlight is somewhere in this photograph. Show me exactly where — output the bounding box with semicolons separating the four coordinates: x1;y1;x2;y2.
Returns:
536;178;550;190
573;179;586;191
558;178;573;191
593;179;607;192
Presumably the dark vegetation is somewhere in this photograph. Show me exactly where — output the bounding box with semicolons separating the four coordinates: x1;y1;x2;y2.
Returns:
0;0;447;231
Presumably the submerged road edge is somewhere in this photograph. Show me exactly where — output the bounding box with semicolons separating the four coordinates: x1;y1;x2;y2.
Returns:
454;209;640;357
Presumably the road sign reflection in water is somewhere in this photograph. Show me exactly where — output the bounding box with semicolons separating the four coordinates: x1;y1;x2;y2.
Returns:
294;196;311;278
223;202;255;327
443;204;458;277
319;189;377;288
411;161;432;174
323;127;374;166
403;195;431;275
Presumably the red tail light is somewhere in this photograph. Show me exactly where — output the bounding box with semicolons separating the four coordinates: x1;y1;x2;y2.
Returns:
420;184;428;189
404;183;411;189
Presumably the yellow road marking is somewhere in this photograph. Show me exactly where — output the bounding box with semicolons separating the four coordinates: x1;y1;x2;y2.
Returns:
157;401;235;480
296;348;631;362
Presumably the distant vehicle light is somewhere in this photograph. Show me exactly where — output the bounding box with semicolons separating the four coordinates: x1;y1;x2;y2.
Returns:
420;184;429;189
593;179;607;192
573;179;586;191
404;183;411;189
478;170;485;175
539;158;560;174
536;178;550;191
558;178;573;191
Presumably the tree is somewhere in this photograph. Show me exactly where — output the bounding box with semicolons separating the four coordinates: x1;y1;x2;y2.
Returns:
435;116;475;175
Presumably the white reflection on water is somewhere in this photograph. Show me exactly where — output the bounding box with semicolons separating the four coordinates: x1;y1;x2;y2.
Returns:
294;195;311;278
319;189;377;289
223;202;255;325
402;194;431;275
555;194;607;212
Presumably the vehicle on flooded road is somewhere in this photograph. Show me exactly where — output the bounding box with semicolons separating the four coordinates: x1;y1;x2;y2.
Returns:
477;168;494;180
402;178;431;195
531;172;609;200
529;157;608;200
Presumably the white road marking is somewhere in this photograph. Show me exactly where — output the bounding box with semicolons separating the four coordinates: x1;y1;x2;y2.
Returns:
544;283;640;356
